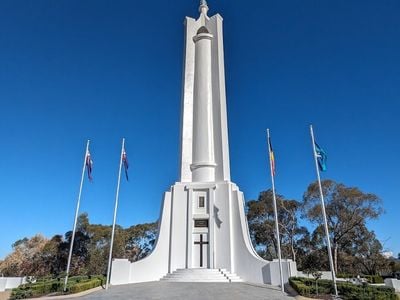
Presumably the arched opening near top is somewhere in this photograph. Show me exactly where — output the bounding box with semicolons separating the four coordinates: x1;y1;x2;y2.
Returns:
197;26;209;34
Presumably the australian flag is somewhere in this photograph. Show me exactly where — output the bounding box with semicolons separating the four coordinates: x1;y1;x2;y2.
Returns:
315;142;327;172
122;148;129;181
85;151;93;181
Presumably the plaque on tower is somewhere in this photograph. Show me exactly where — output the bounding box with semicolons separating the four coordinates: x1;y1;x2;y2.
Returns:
194;219;208;228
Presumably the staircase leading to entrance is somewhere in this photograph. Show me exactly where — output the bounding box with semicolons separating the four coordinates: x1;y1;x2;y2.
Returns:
160;268;243;282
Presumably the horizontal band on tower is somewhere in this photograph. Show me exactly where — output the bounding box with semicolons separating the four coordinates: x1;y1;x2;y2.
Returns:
190;162;218;171
193;33;214;42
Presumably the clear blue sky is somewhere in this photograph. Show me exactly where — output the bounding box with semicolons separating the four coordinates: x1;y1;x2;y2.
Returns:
1;0;399;259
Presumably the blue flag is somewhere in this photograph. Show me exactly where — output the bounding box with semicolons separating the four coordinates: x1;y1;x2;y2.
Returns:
315;142;327;172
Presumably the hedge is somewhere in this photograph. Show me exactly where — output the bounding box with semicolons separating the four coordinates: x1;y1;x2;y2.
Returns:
68;277;104;294
364;275;384;284
10;276;105;299
10;281;63;299
289;277;397;300
337;273;354;279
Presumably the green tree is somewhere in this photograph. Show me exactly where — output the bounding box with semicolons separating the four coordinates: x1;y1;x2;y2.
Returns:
125;222;157;261
301;249;326;275
247;190;309;262
0;213;159;278
352;228;389;275
0;235;48;276
302;179;383;273
39;235;66;276
63;214;91;275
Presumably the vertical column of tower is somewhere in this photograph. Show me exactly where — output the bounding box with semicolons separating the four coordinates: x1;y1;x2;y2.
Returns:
190;27;216;182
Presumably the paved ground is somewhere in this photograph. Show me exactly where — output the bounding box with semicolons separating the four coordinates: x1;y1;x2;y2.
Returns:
71;282;295;300
0;291;11;300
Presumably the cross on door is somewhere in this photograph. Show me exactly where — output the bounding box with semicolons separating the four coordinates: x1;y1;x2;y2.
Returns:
194;234;209;267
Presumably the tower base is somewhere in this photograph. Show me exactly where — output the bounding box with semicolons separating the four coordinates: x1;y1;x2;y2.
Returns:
110;181;297;286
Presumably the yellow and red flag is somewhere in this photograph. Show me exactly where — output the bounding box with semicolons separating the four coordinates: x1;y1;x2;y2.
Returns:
268;137;275;176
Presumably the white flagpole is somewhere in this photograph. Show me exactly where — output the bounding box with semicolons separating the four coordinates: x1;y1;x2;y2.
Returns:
266;129;285;293
64;140;90;292
106;138;125;290
310;125;338;297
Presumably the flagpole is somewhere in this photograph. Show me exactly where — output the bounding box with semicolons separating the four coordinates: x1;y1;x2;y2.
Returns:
266;129;285;293
310;125;338;297
106;138;125;290
64;140;90;292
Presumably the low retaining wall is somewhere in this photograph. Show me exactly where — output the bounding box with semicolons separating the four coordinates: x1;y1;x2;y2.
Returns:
385;278;400;292
297;271;333;280
0;277;26;292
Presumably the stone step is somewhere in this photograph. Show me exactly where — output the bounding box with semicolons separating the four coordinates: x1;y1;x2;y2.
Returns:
161;278;229;282
226;275;241;279
219;269;244;282
164;276;228;279
167;274;226;278
173;270;222;273
167;274;224;277
175;268;220;272
160;268;237;283
228;278;243;282
161;277;229;281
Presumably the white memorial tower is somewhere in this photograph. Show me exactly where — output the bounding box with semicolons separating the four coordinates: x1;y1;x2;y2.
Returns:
111;1;297;286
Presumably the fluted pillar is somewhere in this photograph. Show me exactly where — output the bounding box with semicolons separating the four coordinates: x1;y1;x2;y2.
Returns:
190;28;216;182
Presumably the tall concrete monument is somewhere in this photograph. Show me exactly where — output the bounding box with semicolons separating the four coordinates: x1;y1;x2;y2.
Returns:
111;1;297;286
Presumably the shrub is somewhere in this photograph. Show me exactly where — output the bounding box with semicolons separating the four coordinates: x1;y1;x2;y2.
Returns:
11;281;63;299
69;275;90;283
289;277;397;300
364;275;384;284
10;276;105;299
68;277;104;294
337;273;354;279
289;277;313;296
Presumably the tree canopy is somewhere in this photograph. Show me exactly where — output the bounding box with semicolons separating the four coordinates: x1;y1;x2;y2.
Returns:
302;179;383;273
247;180;390;276
0;213;157;277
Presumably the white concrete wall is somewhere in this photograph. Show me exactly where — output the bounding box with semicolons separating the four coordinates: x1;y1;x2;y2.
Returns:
168;185;188;272
385;278;400;292
228;183;296;284
110;191;172;285
213;182;233;271
297;271;333;280
0;277;26;291
0;279;5;292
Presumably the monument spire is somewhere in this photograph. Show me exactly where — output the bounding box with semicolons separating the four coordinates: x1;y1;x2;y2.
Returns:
110;3;297;288
199;0;209;16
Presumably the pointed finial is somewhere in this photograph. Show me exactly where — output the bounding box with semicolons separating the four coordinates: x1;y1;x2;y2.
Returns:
199;0;209;15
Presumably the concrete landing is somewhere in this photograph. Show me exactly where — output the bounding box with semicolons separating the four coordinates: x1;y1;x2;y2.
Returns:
70;281;295;300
